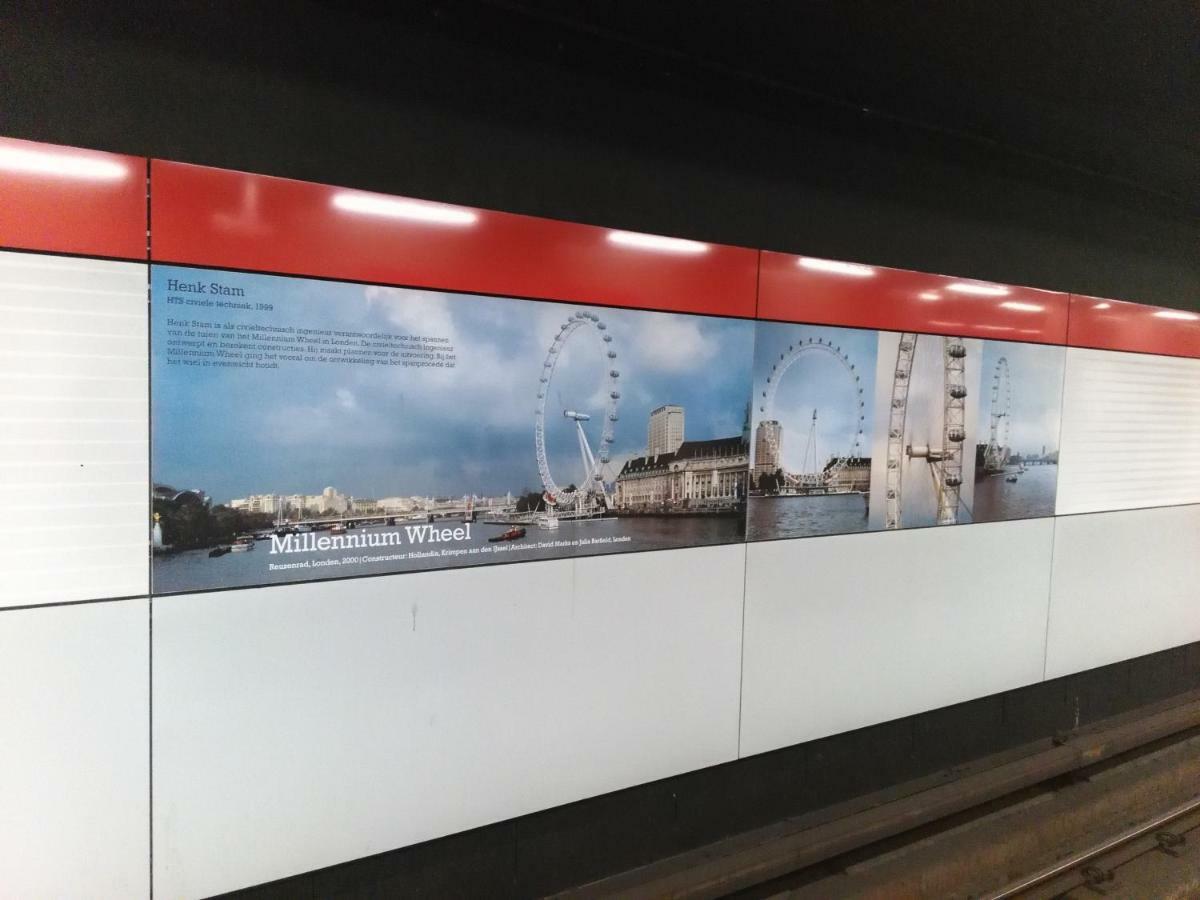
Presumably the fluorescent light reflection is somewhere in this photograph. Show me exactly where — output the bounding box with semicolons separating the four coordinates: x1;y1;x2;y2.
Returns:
1092;302;1112;310
946;282;1009;297
606;231;709;254
798;257;875;277
1000;301;1045;312
1153;310;1200;321
0;146;128;181
332;192;478;225
918;292;940;301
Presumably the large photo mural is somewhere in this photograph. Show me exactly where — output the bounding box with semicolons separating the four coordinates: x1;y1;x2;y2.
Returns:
150;266;755;592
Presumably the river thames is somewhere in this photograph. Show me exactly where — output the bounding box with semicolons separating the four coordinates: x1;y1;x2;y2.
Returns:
152;515;745;593
971;464;1058;522
747;492;871;541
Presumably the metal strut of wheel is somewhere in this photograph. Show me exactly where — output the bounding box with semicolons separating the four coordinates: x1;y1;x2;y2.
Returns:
884;333;916;529
886;334;968;528
938;336;968;525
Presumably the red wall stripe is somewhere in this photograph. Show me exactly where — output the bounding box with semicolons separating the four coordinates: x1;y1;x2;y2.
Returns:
757;250;1070;345
0;137;147;260
7;139;1196;360
1066;294;1200;359
149;160;757;318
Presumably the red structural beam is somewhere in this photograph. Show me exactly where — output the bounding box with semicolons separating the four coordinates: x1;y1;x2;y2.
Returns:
0;137;147;260
1066;294;1200;359
149;160;758;318
757;250;1070;345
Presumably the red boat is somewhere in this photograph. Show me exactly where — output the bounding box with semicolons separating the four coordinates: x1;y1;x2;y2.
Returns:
489;526;527;543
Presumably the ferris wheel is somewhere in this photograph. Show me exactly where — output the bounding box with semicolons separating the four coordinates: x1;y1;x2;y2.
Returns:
884;333;968;529
534;311;620;510
983;356;1011;472
758;337;866;488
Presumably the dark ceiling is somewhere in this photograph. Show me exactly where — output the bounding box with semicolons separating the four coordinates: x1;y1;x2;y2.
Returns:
12;0;1197;215
361;0;1200;215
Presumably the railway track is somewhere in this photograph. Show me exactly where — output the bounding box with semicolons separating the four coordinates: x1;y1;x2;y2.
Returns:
988;798;1200;899
551;690;1200;899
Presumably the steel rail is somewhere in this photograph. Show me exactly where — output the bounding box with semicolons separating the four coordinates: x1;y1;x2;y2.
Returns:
985;794;1200;899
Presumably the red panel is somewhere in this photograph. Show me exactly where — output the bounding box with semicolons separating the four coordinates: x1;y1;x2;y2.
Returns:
758;250;1069;344
0;137;146;260
1067;294;1200;359
149;160;757;318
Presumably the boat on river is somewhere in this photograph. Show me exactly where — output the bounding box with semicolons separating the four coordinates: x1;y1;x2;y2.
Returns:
489;526;527;542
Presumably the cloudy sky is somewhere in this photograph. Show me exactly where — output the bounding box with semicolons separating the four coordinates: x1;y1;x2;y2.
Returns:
979;339;1066;455
152;266;753;502
751;322;878;474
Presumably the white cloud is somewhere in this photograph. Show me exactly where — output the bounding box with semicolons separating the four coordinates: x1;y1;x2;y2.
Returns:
630;313;717;372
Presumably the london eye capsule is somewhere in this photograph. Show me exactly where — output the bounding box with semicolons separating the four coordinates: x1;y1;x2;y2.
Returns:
949;384;968;399
945;474;962;487
948;342;967;358
947;426;966;442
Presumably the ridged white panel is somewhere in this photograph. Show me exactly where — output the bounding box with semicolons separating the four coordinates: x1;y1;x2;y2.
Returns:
154;545;744;898
0;251;148;606
0;599;149;898
740;520;1054;756
1045;505;1200;678
1055;347;1200;515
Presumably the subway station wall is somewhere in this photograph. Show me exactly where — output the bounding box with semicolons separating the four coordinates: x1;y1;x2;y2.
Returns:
1;137;1198;897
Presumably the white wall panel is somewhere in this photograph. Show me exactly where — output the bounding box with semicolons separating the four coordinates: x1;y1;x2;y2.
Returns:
154;545;744;898
740;520;1054;757
0;600;149;899
1045;504;1200;679
1055;347;1200;515
0;251;148;607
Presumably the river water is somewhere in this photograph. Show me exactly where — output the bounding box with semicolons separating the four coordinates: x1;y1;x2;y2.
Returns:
747;493;871;541
971;464;1058;522
152;515;745;594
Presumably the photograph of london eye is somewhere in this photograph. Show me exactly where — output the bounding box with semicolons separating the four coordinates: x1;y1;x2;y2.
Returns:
747;322;879;541
150;265;754;593
970;341;1064;522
